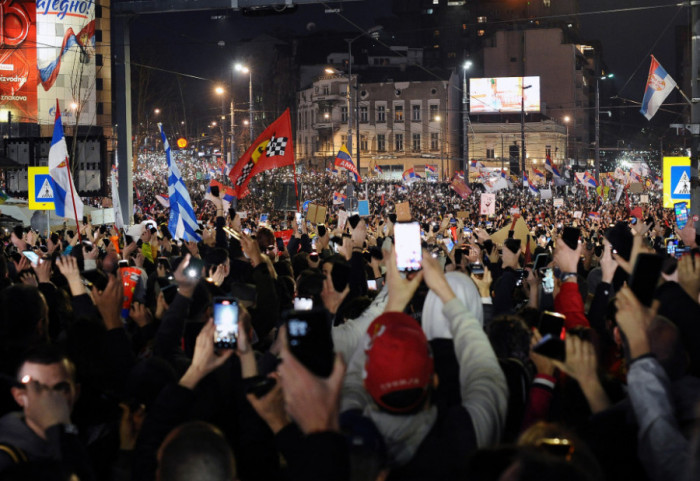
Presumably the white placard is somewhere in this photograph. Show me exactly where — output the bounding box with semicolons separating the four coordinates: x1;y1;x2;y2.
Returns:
540;188;552;200
640;194;649;204
553;198;564;208
573;211;582;219
480;193;496;216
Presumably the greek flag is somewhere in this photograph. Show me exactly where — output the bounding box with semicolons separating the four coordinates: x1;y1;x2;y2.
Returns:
159;123;201;241
49;101;83;221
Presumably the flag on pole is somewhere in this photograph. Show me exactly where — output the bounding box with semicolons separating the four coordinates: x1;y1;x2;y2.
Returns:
524;173;539;194
334;144;362;182
228;108;295;198
159;123;201;241
402;168;417;182
640;55;677;120
374;165;383;175
533;168;545;180
583;172;598;188
425;164;437;174
48;100;83;221
155;194;170;208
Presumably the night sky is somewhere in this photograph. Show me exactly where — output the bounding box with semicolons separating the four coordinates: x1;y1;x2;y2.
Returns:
127;0;691;136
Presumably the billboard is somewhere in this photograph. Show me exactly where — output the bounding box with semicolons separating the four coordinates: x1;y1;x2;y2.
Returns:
469;77;541;114
0;0;95;126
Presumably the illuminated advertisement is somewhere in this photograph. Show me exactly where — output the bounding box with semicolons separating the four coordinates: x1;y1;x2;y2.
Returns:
469;76;541;114
0;0;95;126
36;0;96;125
0;0;38;122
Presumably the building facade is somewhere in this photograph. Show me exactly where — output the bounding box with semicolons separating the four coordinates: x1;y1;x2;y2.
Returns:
296;69;460;179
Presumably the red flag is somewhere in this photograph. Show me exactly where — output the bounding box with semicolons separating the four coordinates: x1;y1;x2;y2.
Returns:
228;109;294;198
380;194;385;206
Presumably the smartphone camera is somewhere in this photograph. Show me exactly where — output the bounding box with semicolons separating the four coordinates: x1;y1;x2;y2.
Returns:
394;222;422;272
470;262;485;276
515;269;528;287
185;258;204;279
214;297;239;350
293;297;313;311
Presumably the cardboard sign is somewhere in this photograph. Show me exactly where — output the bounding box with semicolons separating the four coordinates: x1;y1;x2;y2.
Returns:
573;211;582;219
490;217;536;252
457;211;470;219
238;211;248;219
629;183;643;194
337;210;348;230
395;202;411;222
480;193;496;216
553;198;564;208
640;194;649;204
540;189;552;200
305;204;327;225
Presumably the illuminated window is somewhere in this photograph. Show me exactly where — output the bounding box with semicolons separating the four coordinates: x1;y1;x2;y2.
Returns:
478;30;485;37
434;30;440;37
478;16;487;23
394;105;404;122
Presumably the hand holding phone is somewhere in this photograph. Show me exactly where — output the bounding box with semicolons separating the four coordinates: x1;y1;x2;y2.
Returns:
283;309;334;378
213;297;239;349
394;222;422;271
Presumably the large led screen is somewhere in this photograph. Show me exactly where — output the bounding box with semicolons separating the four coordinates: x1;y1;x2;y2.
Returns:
469;76;541;113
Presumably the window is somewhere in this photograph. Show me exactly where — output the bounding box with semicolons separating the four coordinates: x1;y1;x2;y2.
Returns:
96;54;103;66
96;78;103;91
322;85;330;95
361;136;368;151
377;105;386;122
341;107;348;122
395;133;404;151
412;134;421;152
478;16;487;23
412;104;421;121
360;106;368;123
486;148;495;159
429;104;439;120
394;105;404;122
430;133;439;150
97;102;103;115
377;134;386;151
95;30;102;42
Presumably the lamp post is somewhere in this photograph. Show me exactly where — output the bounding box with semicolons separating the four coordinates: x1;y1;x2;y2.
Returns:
563;115;570;163
215;86;226;162
462;60;472;179
595;73;614;183
344;25;382;178
235;63;253;142
436;115;444;180
520;83;532;187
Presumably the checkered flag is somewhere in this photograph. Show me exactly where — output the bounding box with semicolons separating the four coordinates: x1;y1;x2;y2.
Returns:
236;161;254;186
266;135;288;157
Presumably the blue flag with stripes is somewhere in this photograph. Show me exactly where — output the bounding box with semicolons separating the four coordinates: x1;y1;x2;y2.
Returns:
159;124;201;241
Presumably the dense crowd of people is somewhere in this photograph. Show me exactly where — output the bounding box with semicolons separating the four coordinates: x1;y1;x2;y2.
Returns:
0;152;699;481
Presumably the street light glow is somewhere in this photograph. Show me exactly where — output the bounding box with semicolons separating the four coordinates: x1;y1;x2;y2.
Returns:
154;108;161;114
70;102;78;110
463;60;473;70
235;63;250;74
564;116;570;123
435;115;441;122
215;86;224;95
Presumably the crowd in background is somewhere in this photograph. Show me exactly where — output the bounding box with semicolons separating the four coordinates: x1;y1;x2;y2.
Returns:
0;152;698;481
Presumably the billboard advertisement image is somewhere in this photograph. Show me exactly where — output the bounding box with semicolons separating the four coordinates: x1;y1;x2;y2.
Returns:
469;76;541;114
0;0;95;126
0;0;38;123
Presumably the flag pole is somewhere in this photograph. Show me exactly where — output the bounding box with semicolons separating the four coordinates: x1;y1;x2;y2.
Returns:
292;160;300;212
56;100;81;242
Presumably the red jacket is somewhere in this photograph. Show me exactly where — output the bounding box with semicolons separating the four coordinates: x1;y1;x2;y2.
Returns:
554;281;590;329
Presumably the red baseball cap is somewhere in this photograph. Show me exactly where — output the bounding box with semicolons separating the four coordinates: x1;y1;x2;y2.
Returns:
363;313;434;413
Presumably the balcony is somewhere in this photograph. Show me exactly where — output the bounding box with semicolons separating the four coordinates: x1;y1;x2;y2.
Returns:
311;93;346;102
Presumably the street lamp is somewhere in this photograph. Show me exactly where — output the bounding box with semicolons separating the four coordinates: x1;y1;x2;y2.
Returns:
595;73;614;182
345;24;383;178
234;63;253;142
563;115;570;163
462;60;472;179
215;86;226;162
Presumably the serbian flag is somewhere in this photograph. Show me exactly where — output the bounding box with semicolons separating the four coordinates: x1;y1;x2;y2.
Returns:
524;173;539;194
533;168;545;180
402;168;417;182
228;108;294;198
48;100;84;221
155;194;170;208
588;212;600;220
374;165;383;175
640;55;676;120
425;164;437;175
455;170;465;179
334;144;362;182
583;172;598;188
333;192;347;205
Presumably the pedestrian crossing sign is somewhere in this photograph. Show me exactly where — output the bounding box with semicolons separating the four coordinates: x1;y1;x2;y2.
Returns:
28;166;56;210
663;156;691;208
